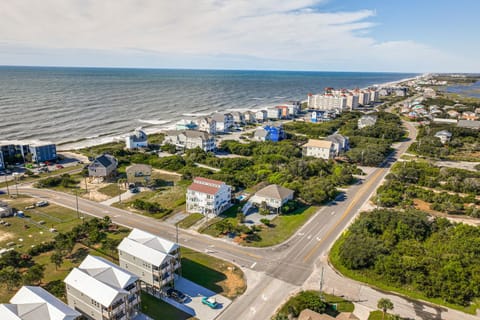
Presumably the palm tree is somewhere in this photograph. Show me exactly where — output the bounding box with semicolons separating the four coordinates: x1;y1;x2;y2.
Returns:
377;298;394;320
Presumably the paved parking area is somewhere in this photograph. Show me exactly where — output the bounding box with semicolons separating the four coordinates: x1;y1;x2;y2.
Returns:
162;276;232;320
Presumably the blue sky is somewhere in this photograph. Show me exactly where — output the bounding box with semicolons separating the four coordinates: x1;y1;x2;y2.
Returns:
0;0;478;72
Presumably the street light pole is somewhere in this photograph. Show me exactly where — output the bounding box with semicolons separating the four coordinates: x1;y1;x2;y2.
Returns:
14;176;19;197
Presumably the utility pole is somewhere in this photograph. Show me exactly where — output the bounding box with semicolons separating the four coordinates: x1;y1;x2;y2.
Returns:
4;175;10;196
75;190;79;219
14;176;19;197
84;176;88;193
319;266;325;302
176;224;179;244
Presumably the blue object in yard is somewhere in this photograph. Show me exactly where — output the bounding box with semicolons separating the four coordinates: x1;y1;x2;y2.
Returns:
202;296;218;309
236;195;246;201
16;211;25;218
263;125;285;142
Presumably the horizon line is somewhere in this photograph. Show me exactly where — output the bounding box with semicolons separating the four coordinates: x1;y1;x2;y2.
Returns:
0;64;427;74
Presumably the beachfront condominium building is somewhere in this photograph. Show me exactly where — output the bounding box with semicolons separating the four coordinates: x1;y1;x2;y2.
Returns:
302;139;336;160
163;130;216;152
64;255;141;320
307;94;347;111
186;177;231;216
118;228;181;294
0;286;81;320
125;128;148;149
29;143;57;163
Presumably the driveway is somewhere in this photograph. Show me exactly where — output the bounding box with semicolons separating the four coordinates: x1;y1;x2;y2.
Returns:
162;276;232;320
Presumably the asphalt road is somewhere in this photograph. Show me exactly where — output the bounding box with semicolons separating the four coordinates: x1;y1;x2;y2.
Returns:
6;120;476;320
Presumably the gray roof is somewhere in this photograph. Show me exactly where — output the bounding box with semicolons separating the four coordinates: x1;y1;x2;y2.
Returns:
458;120;480;129
211;113;232;122
184;130;212;139
435;130;452;137
326;134;347;144
255;184;294;201
94;154;115;168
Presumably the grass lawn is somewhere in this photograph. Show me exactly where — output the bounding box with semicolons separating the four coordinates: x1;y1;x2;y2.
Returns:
248;206;319;247
275;290;354;319
141;292;195;320
0;195;87;251
330;235;480;315
0;164;83;188
177;213;204;229
200;205;320;247
97;183;122;197
114;184;187;219
181;247;246;299
368;310;402;320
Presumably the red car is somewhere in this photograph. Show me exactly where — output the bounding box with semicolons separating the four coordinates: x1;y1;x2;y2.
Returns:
56;164;64;169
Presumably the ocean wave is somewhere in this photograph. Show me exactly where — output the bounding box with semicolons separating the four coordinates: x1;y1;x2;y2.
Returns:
137;119;172;125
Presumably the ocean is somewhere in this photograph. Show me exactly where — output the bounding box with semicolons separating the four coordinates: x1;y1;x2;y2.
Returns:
0;66;417;150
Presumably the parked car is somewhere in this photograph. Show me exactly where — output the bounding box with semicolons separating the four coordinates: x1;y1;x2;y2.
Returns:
166;288;187;303
36;200;49;207
130;187;140;194
202;296;218;309
56;164;64;169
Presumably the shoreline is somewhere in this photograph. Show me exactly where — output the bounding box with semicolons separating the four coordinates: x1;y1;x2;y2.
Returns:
36;74;425;151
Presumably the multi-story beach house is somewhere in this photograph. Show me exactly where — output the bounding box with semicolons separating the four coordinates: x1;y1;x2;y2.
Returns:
88;154;118;181
211;113;234;133
230;111;245;125
163;130;215;152
325;134;349;155
29;142;57;163
118;228;181;294
64;255;141;320
195;117;217;135
243;111;257;124
186;177;231;216
125;128;148;149
266;107;282;120
255;110;268;122
302;139;336;159
253;124;285;142
0;286;81;320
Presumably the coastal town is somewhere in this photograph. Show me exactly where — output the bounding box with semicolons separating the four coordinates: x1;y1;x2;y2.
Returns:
0;73;479;320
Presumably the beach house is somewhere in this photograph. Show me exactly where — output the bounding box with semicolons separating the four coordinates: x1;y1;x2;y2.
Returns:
164;130;216;152
253;124;285;142
186;177;231;216
88;154;118;181
230;111;245;125
64;255;141;320
249;184;294;213
255;110;268;122
118;228;181;294
326;134;349;155
302;139;336;159
0;286;81;320
211;113;234;133
125;128;148;149
195;117;217;135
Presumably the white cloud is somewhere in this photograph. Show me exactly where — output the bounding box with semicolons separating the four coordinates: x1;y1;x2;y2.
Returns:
0;0;475;71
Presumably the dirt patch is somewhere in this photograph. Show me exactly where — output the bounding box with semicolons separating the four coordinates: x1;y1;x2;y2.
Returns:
413;199;442;215
0;232;14;243
79;180;112;202
220;267;246;299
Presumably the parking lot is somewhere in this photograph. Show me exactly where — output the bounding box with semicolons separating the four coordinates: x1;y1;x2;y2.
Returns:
162;276;232;320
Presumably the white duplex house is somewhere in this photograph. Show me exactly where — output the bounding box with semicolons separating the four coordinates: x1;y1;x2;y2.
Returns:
164;130;216;152
0;286;81;320
64;255;141;320
186;177;231;216
303;139;336;160
118;228;181;294
211;113;234;133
